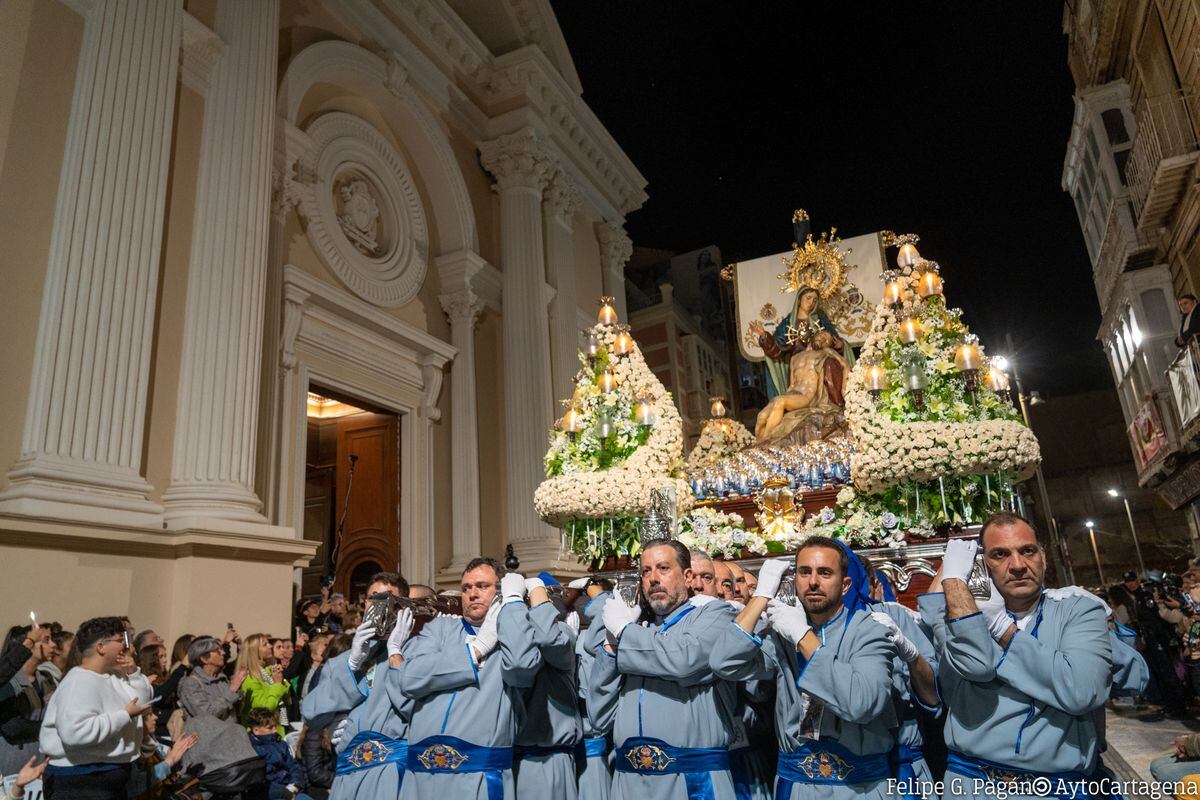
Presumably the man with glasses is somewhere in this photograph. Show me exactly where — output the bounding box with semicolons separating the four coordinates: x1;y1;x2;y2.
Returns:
38;617;154;800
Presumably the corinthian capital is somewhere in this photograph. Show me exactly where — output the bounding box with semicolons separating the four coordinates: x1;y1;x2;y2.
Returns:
478;128;556;194
597;219;633;271
439;289;485;329
543;170;582;223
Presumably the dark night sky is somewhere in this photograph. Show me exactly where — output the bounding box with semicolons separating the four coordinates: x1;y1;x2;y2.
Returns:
552;4;1112;398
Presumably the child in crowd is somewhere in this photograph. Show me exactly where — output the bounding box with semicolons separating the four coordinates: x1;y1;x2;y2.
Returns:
246;708;311;800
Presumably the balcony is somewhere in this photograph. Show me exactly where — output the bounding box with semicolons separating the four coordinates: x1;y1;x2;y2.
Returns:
1092;196;1153;309
1127;90;1200;232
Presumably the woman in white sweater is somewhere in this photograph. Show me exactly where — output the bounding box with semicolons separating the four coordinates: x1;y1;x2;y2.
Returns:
37;617;153;800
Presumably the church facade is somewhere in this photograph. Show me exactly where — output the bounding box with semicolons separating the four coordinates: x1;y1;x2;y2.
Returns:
0;0;645;636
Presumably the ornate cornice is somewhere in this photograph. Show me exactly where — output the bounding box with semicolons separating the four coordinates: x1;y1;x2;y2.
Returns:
478;128;556;193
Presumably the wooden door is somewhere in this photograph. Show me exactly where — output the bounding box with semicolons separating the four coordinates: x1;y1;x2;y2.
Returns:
332;412;400;597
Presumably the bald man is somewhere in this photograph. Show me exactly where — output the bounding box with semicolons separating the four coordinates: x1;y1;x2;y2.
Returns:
714;561;737;603
727;563;751;603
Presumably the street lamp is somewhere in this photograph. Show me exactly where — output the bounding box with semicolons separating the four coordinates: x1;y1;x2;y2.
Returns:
1085;520;1106;586
1107;488;1146;577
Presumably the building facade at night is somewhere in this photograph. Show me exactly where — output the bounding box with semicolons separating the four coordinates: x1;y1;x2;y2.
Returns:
1062;0;1200;543
0;0;645;636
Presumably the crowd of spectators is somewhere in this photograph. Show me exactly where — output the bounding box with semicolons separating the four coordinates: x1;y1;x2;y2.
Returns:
0;583;373;799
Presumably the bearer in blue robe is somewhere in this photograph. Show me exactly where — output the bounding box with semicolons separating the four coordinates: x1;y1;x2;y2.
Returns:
514;573;583;799
710;536;899;800
865;562;941;793
573;579;615;799
398;557;542;800
300;573;415;800
587;538;740;799
920;513;1112;800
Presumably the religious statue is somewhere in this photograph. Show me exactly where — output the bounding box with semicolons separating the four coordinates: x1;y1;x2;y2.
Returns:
336;178;381;256
752;324;848;443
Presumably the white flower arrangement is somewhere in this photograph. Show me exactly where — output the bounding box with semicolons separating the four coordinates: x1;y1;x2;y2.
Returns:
676;507;766;559
534;324;693;528
685;418;755;473
845;287;1041;495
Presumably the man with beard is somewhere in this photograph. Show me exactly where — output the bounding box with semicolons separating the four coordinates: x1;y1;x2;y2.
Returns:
919;513;1111;800
588;539;740;799
300;572;415;800
710;537;899;799
398;557;540;800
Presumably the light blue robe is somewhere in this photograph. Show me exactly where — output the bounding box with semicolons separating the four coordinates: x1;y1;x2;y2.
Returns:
877;601;940;787
576;591;614;800
917;591;1112;800
515;601;582;800
300;646;410;800
398;602;541;800
589;598;740;800
711;605;899;800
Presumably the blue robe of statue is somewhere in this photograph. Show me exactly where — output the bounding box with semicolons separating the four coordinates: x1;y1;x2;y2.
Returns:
764;305;850;399
918;591;1112;800
710;604;899;800
397;602;541;800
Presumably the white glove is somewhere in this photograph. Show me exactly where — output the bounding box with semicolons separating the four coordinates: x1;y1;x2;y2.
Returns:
564;611;580;636
602;595;641;639
471;601;502;662
1045;586;1112;618
387;607;415;657
978;581;1014;640
524;576;546;593
501;572;527;603
286;786;299;796
764;598;811;645
347;624;375;671
567;577;590;590
331;718;350;748
690;593;719;607
754;560;789;599
941;538;979;583
870;611;921;663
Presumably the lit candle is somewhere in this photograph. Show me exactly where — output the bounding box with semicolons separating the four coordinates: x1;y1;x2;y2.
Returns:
585;332;602;360
865;365;887;392
899;316;922;344
954;343;981;372
562;406;583;434
884;278;905;306
710;396;727;418
986;368;1010;392
598;296;618;326
917;270;943;299
612;327;634;355
635;396;657;426
599;369;618;393
896;242;921;270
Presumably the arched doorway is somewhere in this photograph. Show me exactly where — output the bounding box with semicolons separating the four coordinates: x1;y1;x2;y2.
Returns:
348;559;383;604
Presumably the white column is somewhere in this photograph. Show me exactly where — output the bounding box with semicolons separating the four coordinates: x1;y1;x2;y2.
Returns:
479;129;565;569
162;0;279;529
0;0;183;525
437;288;485;574
598;220;633;322
544;172;583;406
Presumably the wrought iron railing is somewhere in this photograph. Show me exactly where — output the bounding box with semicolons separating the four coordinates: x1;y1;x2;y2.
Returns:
1127;90;1200;218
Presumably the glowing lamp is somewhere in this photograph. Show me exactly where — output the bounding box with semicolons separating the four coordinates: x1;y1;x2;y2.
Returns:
916;269;943;299
865;364;887;401
612;326;634;356
899;315;923;344
598;296;618;326
954;343;982;372
635;395;657;427
897;243;922;270
884;278;906;307
710;396;727;418
561;406;583;436
599;369;618;394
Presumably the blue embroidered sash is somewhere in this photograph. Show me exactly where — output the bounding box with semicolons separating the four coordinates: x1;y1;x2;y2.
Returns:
335;730;407;790
406;735;513;800
893;744;925;800
775;739;890;798
946;750;1089;799
615;736;730;800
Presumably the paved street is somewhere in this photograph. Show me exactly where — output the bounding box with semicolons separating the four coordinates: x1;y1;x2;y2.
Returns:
1106;703;1200;797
